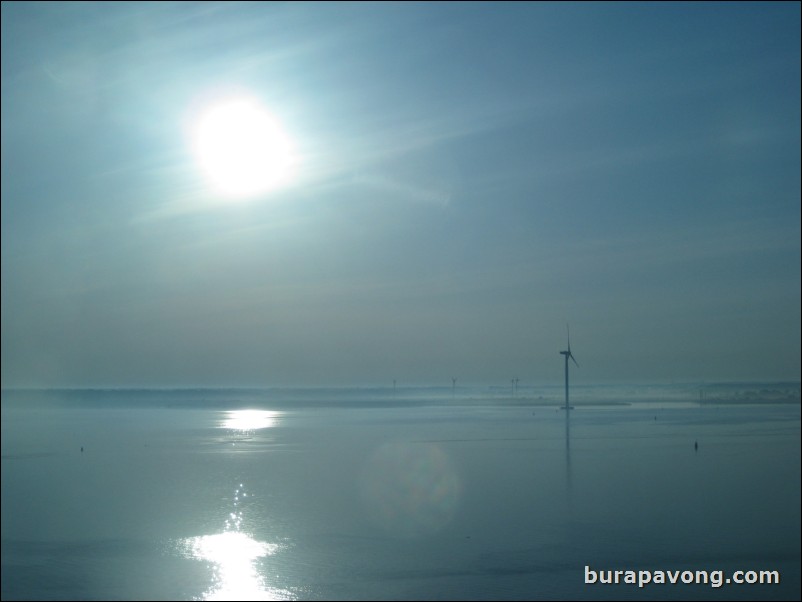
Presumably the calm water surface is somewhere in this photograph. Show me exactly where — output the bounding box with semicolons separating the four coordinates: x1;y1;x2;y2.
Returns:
2;387;800;600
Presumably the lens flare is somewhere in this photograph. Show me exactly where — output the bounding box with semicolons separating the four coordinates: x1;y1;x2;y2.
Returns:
359;442;462;538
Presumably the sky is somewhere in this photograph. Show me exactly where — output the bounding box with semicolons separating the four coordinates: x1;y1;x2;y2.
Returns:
1;2;800;388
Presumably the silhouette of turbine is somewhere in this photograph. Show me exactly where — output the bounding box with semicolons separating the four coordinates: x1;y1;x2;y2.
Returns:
559;325;578;409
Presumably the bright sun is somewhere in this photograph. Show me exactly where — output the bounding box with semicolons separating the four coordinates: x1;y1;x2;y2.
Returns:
193;98;296;199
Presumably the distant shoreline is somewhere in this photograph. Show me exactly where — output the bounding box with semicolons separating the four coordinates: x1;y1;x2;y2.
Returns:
1;386;799;411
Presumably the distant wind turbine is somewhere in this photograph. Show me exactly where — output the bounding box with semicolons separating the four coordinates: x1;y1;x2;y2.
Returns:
559;325;578;410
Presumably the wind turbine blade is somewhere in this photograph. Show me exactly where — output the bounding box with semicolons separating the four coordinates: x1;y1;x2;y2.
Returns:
570;353;579;368
567;324;571;353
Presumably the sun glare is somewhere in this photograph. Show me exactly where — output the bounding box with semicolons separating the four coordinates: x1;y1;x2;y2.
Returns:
193;98;296;199
222;410;279;431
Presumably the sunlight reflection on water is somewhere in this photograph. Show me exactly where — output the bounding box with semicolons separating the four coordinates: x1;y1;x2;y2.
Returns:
174;484;294;601
221;410;280;432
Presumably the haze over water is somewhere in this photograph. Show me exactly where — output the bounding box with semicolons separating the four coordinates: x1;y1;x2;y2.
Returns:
2;3;800;599
2;384;799;600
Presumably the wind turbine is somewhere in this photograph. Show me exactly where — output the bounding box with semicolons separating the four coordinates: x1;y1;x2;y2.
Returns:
559;325;578;410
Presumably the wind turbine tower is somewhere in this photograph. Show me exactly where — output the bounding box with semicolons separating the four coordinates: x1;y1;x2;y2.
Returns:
559;325;579;409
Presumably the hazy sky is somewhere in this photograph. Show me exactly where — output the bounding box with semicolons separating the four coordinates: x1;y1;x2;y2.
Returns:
2;2;800;388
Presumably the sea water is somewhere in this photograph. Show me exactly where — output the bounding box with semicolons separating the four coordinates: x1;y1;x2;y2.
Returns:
1;385;800;600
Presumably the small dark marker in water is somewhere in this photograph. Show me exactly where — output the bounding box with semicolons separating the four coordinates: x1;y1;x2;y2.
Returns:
694;441;698;451
80;447;83;453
